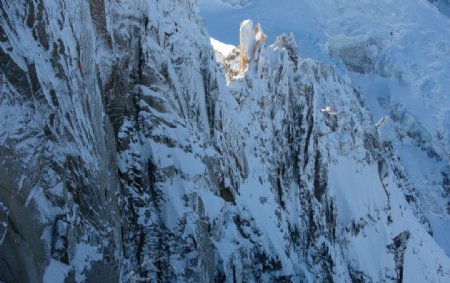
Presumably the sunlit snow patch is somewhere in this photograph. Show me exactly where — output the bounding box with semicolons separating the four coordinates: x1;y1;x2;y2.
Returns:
320;106;339;115
210;37;236;61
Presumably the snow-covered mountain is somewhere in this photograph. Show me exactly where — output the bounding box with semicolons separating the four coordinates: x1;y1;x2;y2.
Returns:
201;0;450;257
0;0;449;282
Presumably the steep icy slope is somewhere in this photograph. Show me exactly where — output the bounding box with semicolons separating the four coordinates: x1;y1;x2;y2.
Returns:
200;0;450;257
1;0;450;282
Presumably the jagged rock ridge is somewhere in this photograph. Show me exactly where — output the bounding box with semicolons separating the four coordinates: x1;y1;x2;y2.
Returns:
0;0;449;282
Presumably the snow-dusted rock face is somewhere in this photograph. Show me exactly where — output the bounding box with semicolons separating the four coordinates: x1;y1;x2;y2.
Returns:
201;0;450;259
1;0;122;282
1;1;450;283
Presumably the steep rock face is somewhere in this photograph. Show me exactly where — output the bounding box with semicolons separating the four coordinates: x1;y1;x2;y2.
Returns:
1;1;450;283
110;1;226;281
0;0;121;282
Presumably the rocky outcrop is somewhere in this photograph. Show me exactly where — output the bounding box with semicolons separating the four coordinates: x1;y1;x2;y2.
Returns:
239;20;267;74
